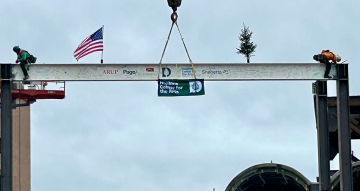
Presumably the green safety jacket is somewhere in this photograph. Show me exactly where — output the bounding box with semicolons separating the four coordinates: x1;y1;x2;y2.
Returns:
16;50;30;63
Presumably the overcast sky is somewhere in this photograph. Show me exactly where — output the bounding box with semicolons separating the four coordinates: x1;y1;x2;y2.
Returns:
1;0;360;191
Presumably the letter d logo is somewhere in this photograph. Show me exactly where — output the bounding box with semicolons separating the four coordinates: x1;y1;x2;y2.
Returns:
162;67;171;77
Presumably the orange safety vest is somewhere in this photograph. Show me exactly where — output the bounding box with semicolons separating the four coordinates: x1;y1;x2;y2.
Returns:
321;50;337;63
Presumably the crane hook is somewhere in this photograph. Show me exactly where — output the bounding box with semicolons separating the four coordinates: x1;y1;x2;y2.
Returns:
171;12;178;22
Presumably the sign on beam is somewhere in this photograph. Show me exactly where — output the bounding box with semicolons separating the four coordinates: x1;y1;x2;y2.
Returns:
158;79;205;96
7;63;338;81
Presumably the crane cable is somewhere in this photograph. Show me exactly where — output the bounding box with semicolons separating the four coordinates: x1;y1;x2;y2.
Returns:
157;12;196;79
157;21;175;79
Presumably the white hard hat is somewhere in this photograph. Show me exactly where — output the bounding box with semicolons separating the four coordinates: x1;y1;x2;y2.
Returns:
336;54;341;62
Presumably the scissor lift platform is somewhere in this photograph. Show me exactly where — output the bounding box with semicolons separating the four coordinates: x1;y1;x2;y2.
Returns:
10;89;65;100
0;81;65;101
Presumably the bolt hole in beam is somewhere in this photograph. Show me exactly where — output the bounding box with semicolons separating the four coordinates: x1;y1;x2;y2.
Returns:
5;63;340;81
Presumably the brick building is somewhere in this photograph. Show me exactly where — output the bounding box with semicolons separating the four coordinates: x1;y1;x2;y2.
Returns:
0;99;31;191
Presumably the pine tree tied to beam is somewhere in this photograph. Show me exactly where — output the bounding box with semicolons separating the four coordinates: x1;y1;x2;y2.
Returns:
236;23;257;63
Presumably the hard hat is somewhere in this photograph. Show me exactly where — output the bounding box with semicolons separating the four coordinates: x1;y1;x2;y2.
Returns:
13;46;20;52
336;54;341;62
313;55;319;61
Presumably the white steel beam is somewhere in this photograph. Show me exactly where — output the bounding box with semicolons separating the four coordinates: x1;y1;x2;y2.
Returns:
3;63;339;81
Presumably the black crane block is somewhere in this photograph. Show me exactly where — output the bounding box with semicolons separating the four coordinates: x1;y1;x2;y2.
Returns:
167;0;182;7
167;0;182;12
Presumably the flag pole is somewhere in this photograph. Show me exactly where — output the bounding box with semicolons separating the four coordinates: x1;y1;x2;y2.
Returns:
101;25;104;64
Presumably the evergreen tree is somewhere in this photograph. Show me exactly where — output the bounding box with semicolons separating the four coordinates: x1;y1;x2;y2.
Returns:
236;23;257;63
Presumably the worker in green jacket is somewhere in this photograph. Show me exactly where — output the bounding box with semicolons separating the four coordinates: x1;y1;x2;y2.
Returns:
13;46;31;80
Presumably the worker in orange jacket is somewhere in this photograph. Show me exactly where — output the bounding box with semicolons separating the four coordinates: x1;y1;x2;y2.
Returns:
313;50;341;78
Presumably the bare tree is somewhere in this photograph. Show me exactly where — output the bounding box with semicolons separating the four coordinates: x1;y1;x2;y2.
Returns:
236;23;257;63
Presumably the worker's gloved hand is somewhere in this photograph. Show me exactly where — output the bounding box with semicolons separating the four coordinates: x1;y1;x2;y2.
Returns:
15;60;19;63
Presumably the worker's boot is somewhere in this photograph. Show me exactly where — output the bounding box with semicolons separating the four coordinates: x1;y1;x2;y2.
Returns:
23;75;29;80
324;69;332;78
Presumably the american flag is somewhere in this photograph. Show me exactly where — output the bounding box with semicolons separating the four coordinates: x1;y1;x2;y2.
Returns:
73;27;103;61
